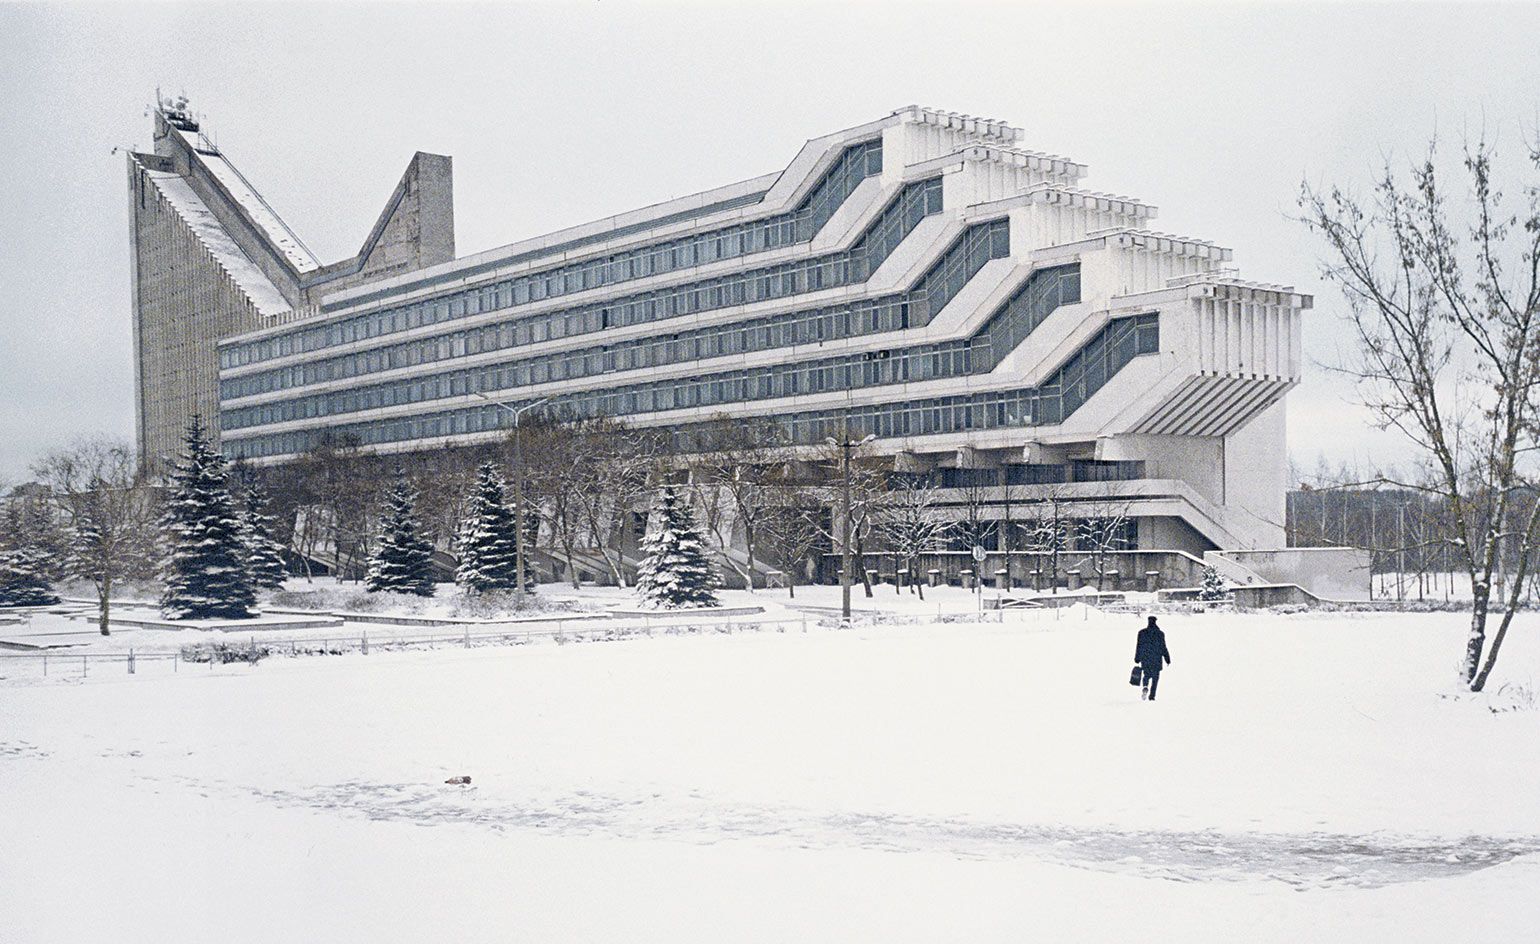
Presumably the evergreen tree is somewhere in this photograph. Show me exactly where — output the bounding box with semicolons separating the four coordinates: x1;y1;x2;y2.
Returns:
1;495;66;581
159;415;257;619
239;484;289;591
67;513;106;588
365;475;436;596
0;548;60;607
635;485;721;609
1198;565;1229;602
455;463;522;594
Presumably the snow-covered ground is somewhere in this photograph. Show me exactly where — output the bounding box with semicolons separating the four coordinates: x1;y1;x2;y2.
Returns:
3;605;1539;942
0;582;1088;659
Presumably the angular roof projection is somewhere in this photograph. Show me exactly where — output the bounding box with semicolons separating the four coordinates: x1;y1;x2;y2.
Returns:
135;164;292;316
163;119;322;273
126;95;456;471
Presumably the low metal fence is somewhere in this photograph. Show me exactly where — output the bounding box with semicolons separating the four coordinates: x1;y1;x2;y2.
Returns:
0;649;183;680
0;613;821;680
0;608;1037;682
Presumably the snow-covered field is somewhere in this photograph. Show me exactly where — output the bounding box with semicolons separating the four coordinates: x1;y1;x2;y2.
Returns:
3;604;1539;942
0;582;1090;659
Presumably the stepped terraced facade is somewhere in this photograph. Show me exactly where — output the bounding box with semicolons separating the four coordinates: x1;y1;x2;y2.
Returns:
129;103;1308;555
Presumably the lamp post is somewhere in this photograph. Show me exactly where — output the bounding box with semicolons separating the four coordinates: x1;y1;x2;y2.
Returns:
826;428;876;621
474;391;550;603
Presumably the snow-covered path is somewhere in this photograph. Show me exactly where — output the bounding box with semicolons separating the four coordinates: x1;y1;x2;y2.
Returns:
244;778;1540;889
4;608;1539;941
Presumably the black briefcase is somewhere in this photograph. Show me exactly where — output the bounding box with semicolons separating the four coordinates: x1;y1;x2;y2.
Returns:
1129;665;1143;686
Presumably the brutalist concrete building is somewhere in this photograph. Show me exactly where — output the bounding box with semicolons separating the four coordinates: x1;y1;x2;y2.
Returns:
129;100;1311;559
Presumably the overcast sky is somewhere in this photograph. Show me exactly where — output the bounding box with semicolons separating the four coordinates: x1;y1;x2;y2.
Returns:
2;1;1538;484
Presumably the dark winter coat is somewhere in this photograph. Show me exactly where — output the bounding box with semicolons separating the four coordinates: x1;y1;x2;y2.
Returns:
1135;625;1171;674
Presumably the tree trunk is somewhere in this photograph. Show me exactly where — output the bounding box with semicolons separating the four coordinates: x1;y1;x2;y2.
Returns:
560;533;582;589
1472;503;1540;691
855;533;873;598
596;543;627;589
1472;602;1514;692
97;575;111;636
1463;584;1490;684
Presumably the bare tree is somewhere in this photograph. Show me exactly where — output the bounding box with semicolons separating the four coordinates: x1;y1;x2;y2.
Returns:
413;449;486;558
687;416;789;591
524;418;588;588
687;455;739;584
952;470;995;554
1300;129;1540;691
1074;490;1135;591
996;468;1031;590
760;485;826;598
277;436;387;581
571;422;656;588
876;474;953;600
33;439;157;635
814;441;887;598
1020;481;1076;593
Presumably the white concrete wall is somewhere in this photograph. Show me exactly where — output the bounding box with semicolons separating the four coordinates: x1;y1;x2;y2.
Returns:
1215;547;1373;601
1142;516;1213;556
1222;400;1288;548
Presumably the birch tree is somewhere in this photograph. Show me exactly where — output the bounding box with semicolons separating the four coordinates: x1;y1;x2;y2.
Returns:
1300;130;1540;690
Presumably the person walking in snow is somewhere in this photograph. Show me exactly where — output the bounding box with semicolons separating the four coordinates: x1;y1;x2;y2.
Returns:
1134;616;1171;701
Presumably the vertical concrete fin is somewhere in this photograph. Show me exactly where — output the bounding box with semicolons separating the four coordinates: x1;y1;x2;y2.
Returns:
356;152;456;282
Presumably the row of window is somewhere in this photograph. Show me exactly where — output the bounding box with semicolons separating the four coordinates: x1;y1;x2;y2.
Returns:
222;177;941;401
682;315;1158;447
219;140;885;370
221;220;1015;431
922;517;1140;553
223;314;1158;460
927;460;1147;488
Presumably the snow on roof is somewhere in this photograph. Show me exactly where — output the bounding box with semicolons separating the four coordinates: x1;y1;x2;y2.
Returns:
174;127;321;274
141;164;294;317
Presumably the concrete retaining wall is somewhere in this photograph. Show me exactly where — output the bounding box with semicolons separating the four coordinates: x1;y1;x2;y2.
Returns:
1230;583;1324;609
1213;547;1372;601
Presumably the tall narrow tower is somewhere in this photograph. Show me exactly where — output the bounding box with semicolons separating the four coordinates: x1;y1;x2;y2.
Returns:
126;96;454;470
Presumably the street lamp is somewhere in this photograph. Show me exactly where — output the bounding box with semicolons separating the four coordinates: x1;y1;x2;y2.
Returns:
474;391;550;604
825;427;876;621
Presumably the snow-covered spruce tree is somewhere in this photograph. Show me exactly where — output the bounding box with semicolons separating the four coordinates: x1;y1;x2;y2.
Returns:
239;484;288;591
1198;565;1229;602
365;476;436;596
0;548;60;607
1;496;66;582
635;485;721;609
455;463;522;594
159;415;257;619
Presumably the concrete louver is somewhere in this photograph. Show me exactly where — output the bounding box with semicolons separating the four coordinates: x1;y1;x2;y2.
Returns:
1131;374;1298;438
